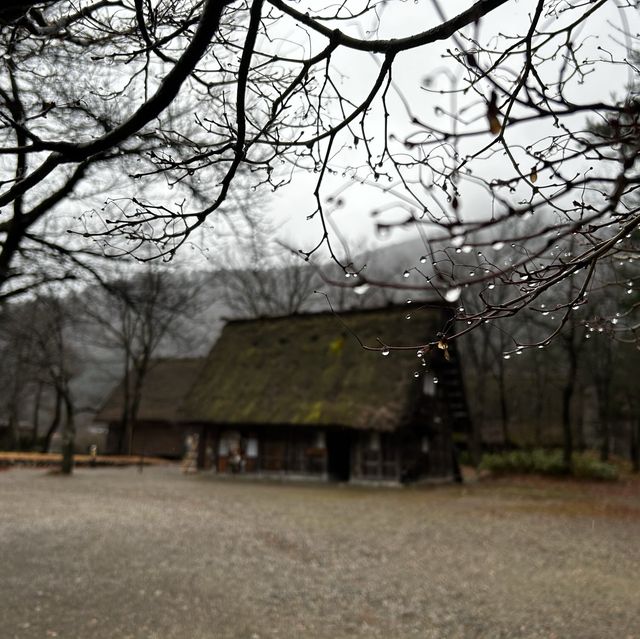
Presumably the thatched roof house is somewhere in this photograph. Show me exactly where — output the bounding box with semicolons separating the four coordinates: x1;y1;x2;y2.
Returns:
183;306;469;482
96;357;204;457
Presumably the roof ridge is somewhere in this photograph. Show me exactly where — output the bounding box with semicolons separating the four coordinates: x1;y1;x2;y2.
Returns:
222;301;450;325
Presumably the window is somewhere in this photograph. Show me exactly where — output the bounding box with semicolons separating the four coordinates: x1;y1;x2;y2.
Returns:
245;437;258;458
218;431;241;456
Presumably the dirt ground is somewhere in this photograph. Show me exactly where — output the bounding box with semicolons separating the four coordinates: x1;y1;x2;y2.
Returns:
0;467;638;639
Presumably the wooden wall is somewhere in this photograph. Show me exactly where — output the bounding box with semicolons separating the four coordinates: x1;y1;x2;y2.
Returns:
106;421;188;458
199;425;327;476
197;423;453;482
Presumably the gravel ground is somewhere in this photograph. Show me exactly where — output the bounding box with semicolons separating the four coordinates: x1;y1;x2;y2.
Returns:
0;467;638;639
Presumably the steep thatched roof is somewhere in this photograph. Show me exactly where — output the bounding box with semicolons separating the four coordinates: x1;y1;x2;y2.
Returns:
183;306;448;431
96;358;204;424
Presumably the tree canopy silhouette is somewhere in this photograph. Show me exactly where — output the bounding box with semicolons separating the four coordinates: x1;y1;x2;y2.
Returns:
0;0;637;348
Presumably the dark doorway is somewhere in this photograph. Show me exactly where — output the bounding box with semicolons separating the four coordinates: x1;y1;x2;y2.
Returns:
326;430;351;481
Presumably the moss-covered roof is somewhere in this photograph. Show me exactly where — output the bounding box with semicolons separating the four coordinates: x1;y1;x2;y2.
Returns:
96;358;205;424
183;306;447;431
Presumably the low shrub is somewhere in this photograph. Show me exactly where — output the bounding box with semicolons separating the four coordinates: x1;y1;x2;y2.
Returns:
479;449;618;481
572;455;619;481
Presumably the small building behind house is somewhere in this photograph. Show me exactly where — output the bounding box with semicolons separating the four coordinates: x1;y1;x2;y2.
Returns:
95;358;204;458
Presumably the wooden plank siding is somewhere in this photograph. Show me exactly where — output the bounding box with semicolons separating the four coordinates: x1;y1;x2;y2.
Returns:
351;431;433;483
196;425;328;477
194;423;448;483
106;421;188;459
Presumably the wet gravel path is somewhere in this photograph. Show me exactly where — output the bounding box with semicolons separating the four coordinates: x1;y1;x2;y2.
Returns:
0;467;639;639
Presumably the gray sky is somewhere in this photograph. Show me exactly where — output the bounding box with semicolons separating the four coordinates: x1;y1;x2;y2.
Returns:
263;0;635;268
51;0;635;273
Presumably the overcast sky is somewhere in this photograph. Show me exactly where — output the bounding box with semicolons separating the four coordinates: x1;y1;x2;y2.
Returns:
52;0;636;274
259;0;635;268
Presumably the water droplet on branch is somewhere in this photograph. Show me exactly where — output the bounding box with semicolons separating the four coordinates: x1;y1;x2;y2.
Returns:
445;288;462;303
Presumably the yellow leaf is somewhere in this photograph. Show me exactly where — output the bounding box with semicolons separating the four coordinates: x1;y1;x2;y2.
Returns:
329;337;344;354
437;339;451;361
530;166;538;183
487;90;501;135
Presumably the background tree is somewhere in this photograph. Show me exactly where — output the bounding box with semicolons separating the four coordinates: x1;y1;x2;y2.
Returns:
0;292;79;472
213;227;321;318
30;295;79;472
84;265;204;454
0;301;38;448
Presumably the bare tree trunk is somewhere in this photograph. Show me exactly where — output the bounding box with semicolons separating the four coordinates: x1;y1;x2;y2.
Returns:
126;351;153;455
562;348;578;471
30;381;43;449
117;362;131;454
561;384;574;470
472;343;488;466
458;321;488;467
528;328;546;447
598;384;611;462
464;346;484;466
42;388;62;453
629;394;639;473
497;357;510;448
469;405;483;467
7;403;19;450
118;411;130;454
118;363;147;455
533;383;544;447
631;419;639;474
119;353;150;455
60;391;75;475
128;374;145;456
575;387;586;452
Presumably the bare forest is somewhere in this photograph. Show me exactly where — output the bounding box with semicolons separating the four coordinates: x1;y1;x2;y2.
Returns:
0;0;638;470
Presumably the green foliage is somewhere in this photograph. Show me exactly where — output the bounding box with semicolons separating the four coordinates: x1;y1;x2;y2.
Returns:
572;456;620;481
479;449;619;481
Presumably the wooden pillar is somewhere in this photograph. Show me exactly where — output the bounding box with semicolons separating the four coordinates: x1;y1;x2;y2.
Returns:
256;429;262;473
353;434;361;479
196;425;207;469
284;427;290;474
211;426;221;472
323;446;328;476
